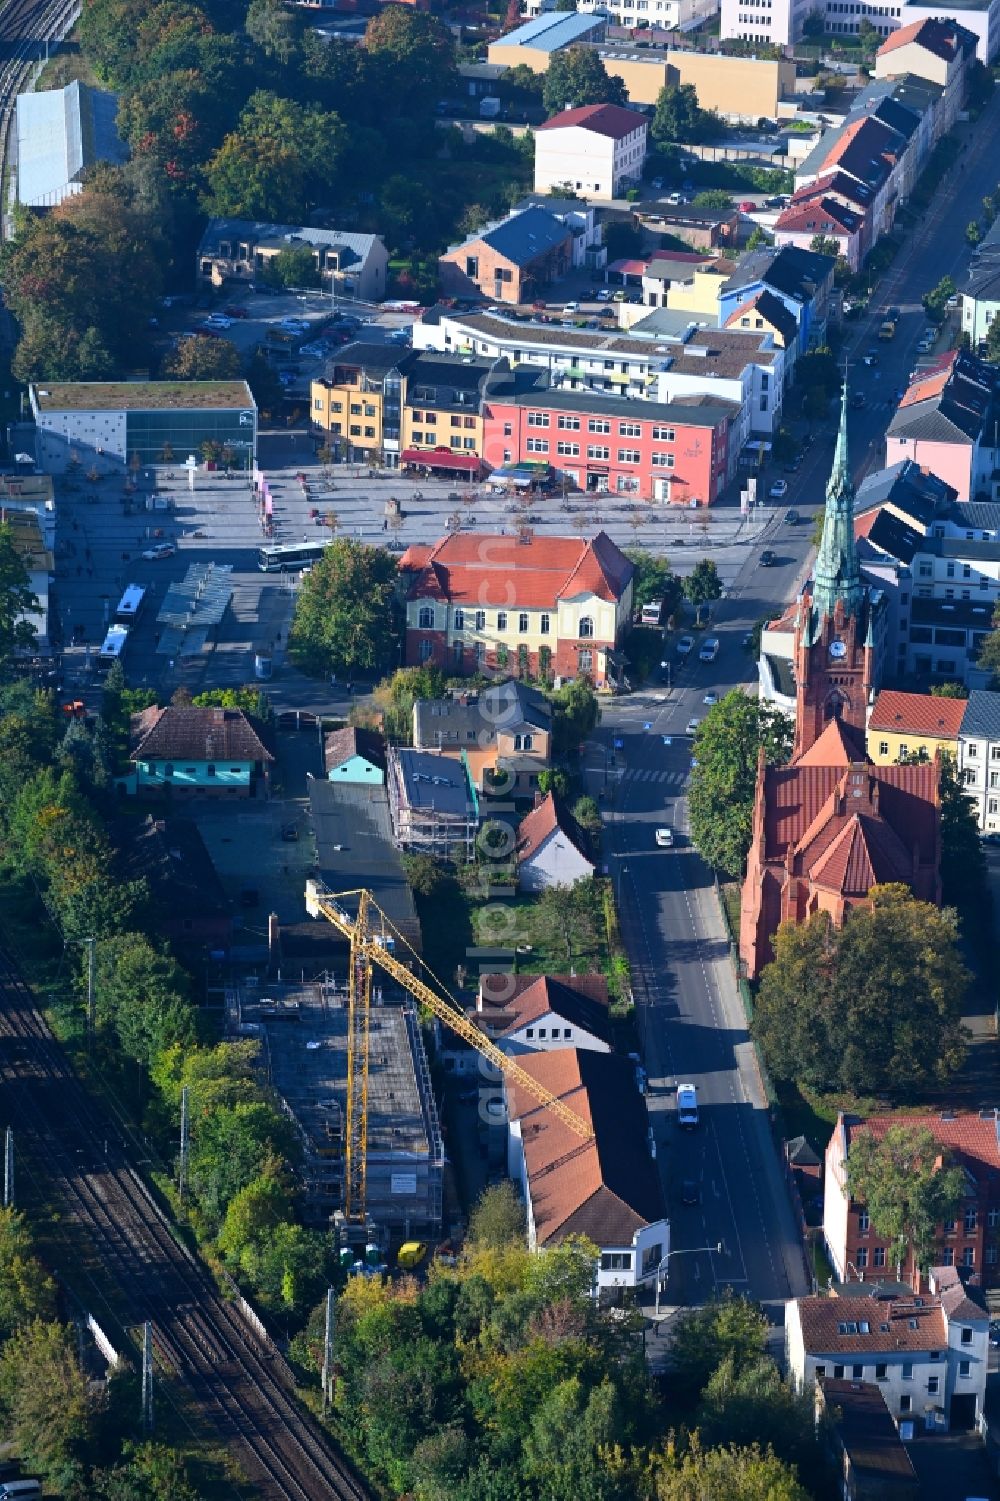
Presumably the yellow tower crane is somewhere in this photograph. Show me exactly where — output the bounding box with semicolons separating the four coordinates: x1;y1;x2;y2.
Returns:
305;880;594;1221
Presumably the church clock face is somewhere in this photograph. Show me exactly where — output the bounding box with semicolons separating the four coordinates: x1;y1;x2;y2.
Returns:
828;639;847;660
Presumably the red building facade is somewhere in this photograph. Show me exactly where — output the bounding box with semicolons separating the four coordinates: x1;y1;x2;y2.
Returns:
482;390;734;506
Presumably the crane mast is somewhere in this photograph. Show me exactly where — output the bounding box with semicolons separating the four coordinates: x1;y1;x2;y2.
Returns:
305;880;593;1222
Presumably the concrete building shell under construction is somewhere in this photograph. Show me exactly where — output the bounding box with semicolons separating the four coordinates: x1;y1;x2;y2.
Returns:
230;977;444;1238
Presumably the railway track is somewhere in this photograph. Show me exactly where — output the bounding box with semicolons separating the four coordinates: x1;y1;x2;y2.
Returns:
0;944;368;1501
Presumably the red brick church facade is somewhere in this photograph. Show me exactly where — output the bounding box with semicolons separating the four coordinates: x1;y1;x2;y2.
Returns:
739;393;942;979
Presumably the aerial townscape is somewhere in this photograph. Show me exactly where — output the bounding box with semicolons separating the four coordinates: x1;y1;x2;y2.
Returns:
1;0;1000;1495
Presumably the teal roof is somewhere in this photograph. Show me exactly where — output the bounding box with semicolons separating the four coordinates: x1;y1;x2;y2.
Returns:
813;383;864;622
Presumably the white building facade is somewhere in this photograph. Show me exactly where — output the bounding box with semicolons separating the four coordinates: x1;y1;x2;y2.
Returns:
534;104;648;200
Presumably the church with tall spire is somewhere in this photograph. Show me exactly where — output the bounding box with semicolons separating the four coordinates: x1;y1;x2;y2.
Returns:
739;386;941;979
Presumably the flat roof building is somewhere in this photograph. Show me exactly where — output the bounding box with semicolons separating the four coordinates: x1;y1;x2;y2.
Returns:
29;380;257;473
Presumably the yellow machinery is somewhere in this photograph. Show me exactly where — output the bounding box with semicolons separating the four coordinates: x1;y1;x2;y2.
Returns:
306;880;594;1220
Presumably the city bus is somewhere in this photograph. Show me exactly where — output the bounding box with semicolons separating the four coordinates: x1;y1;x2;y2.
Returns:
257;541;334;572
98;625;130;665
115;584;146;624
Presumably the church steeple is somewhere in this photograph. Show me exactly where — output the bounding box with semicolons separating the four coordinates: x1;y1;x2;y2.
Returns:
812;382;864;622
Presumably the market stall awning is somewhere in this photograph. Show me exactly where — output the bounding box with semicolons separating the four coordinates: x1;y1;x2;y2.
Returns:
400;447;480;471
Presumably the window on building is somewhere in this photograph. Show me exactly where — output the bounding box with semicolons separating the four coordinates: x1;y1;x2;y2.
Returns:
497;611;507;631
418;639;433;662
503;421;512;437
964;1208;978;1233
540;613;550;635
619;422;641;438
518;612;529;633
600;1252;632;1270
879;741;889;756
962;1246;975;1268
874;1247;886;1268
651;425;675;441
527;412;550;428
558;415;581;430
579;648;593;672
815;1364;826;1378
454;609;465;630
588;446;610;460
579;616;594;639
557;441;580;457
927;1376;939;1395
959;1359;971;1378
651;453;675;468
902;1362;913;1380
989;1208;1000;1228
943;1246;955;1265
875;1363;887;1380
618;449;641;464
350;403;361;416
986;1245;998;1264
527;438;549;454
961;1326;973;1345
856;1247;868;1268
475;610;486;630
900;1395;912;1413
465;256;479;278
418;606;434;629
833;1364;845;1379
858;1210;870;1233
588;419;611;434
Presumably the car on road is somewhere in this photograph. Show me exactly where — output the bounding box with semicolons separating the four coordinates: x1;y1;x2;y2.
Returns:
862;351;879;366
655;827;674;848
676;634;695;656
760;548;776;567
203;314;233;329
886;306;900;322
981;831;1000;845
783;456;801;474
563;301;579;312
596;288;612;301
769;479;788;498
666;191;688;205
681;1179;700;1206
738;200;756;212
785;509;800;525
699;636;720;662
917;335;935;353
703;690;718;705
742;631;753;649
850;393;866;409
141;542;176;560
686;716;700;734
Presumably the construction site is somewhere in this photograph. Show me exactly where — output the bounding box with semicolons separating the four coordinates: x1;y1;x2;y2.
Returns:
229;975;445;1241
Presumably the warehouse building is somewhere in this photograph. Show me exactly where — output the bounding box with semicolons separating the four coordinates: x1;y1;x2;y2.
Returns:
16;81;128;208
28;381;257;472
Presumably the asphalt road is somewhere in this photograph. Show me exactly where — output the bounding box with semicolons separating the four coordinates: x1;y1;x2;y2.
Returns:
585;93;1000;1326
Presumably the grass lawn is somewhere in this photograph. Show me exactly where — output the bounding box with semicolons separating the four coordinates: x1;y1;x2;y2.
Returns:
35;32;100;91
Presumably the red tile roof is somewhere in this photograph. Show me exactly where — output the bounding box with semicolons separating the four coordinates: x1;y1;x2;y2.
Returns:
762;761;939;867
878;15;966;61
538;104;647;140
868;689;966;739
505;1048;665;1246
515;792;592;866
402;530;633;610
477;973;612;1045
899;353;955;409
775;198;860;236
794;717;866;767
796;1292;947;1355
845;1111;1000;1181
809;813;914;896
130;706;274;764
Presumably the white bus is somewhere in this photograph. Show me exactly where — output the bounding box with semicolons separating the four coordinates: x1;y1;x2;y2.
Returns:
257;540;334;572
98;625;130;665
115;584;146;624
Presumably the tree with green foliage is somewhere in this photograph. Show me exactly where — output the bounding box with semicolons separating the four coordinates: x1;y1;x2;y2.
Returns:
653;1439;811;1501
191;685;271;717
0;1208;56;1338
246;350;286;414
204;91;349;221
746;225;771;251
542;47;628;115
364;5;456;117
90;932;195;1068
550;676;600;756
746;611;780;658
0;522;39;666
692;189;734;209
91;1443;203;1501
625;548;682;620
966;220;983;246
697;1354;818;1474
401;852;446;897
371;663;446;741
261;243;322;289
533;877;602;967
163;333;241;380
809;234;840;259
845;1124;968;1276
246;0;303;63
682;557;723;610
976;621;1000;683
189;1097;299;1228
289;538;399;678
688;692;792;876
938;752;989;940
668;1291;769;1396
754;885;970;1095
652;83;719;145
0;1320;91;1490
468;1181;526;1249
930;681;968;698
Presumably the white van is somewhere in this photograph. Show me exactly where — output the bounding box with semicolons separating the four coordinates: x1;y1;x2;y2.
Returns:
0;1481;42;1499
677;1083;699;1129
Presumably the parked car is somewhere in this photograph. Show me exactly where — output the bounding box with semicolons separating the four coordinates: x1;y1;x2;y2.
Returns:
760;549;776;567
596;288;612;301
703;690;718;705
769;479;788;498
681;1179;700;1205
203;314;233;329
686;716;700;734
738;200;756;212
676;634;695;656
785;509;800;525
655;827;674;847
141;542;176;560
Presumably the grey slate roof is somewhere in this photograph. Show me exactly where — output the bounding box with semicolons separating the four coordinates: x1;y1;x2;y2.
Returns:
960;689;1000;742
395;749;476;817
413;681;551;749
198;218;383;269
494;10;604;49
724;243;833;303
856;458;958;524
318;341;417;385
17;81;128;207
472;207;572;268
307;779;421;954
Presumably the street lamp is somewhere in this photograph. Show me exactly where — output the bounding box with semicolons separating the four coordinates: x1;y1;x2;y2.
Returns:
654;1243;724;1317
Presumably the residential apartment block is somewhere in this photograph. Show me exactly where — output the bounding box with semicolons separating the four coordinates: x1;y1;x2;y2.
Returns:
534;103;648;199
398;530;634;688
865;688;965;765
874;18;978;130
885;350;1000;502
412;679;552;798
195;219;388;301
961;213;1000;346
824;1110;1000;1291
484;372;735;504
723;0;996;61
718;243;835;358
787;1270;990;1431
438;206;573;306
957;689;1000;832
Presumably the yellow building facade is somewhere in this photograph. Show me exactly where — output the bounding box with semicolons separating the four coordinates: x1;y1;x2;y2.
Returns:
866;689;965;765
